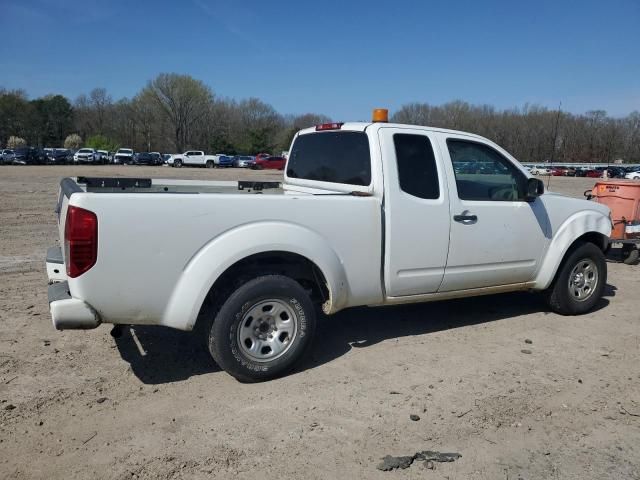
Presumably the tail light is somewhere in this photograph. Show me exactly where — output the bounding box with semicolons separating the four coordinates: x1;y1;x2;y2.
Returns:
64;206;98;278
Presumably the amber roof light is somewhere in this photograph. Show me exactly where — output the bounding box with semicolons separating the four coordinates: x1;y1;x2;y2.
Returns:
372;108;389;123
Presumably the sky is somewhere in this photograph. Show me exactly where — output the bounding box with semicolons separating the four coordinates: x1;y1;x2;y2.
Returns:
1;0;638;120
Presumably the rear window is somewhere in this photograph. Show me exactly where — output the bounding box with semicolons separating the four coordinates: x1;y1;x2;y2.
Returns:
394;134;439;199
287;131;371;186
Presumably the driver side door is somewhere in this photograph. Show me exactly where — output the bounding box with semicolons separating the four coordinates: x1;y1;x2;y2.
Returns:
438;135;549;291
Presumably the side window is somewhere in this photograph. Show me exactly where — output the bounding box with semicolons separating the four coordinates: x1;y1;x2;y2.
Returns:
393;133;439;199
447;139;526;201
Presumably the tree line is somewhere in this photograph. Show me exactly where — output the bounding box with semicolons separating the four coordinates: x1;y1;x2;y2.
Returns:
1;73;638;162
392;102;640;164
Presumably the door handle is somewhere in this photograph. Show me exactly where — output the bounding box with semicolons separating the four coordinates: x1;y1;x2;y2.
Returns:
453;214;478;222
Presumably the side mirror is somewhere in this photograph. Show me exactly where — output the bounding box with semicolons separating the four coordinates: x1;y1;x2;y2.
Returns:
525;177;544;202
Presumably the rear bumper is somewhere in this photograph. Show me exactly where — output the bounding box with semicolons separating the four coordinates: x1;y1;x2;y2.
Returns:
47;246;101;330
46;246;67;283
48;281;101;330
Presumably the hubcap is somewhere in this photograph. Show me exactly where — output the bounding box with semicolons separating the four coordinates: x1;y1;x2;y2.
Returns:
237;299;298;362
568;258;598;301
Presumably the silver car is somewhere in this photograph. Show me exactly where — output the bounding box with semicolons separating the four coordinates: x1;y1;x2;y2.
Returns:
232;155;256;168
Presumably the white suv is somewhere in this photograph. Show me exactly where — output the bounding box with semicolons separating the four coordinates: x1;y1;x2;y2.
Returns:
73;148;97;163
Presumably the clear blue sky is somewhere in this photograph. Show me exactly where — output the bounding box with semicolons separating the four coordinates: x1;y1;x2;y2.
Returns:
1;0;638;119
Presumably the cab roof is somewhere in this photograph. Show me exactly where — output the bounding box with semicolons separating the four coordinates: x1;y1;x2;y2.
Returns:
296;122;489;142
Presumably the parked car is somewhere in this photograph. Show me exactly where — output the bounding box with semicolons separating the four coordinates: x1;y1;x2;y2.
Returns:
169;150;217;168
161;154;172;165
551;167;568;176
150;152;163;165
215;155;234;167
253;155;286;170
254;153;271;164
73;148;98;164
1;149;15;164
47;148;72;165
95;150;111;164
625;170;640;180
530;165;551;175
605;167;627;179
132;152;153;165
232;155;256;168
585;169;602;178
46;114;612;382
133;152;163;166
13;147;47;165
113;148;134;165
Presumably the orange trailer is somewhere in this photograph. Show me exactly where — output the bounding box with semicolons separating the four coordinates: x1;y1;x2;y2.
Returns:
586;180;640;264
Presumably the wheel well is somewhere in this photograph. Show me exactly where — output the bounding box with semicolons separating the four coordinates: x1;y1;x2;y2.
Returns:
197;251;330;323
572;231;609;252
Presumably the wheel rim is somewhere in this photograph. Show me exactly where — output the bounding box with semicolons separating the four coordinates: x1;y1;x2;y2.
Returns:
568;258;599;301
237;299;298;362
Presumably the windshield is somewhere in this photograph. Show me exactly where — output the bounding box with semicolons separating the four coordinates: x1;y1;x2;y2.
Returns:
118;149;133;154
78;149;93;153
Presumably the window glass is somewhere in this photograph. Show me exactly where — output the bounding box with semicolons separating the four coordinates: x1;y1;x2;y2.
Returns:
393;134;439;199
447;139;525;201
288;131;371;186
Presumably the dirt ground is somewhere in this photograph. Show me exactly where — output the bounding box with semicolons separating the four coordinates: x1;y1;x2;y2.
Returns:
1;166;639;480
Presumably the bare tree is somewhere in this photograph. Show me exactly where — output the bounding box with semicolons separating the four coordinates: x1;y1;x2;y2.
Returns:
89;88;112;134
142;73;213;152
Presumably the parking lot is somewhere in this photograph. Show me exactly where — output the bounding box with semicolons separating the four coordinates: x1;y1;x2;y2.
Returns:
1;166;639;479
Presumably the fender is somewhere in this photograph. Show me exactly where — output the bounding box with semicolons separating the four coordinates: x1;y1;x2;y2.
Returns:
533;210;611;290
161;221;349;330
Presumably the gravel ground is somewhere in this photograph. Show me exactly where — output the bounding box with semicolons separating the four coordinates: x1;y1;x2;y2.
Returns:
0;166;639;479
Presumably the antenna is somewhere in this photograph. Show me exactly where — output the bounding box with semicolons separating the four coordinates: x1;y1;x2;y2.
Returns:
547;102;562;190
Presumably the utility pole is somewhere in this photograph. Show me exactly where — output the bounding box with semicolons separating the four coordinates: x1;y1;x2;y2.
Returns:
547;102;562;189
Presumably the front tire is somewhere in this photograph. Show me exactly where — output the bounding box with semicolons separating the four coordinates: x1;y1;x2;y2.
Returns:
622;247;639;265
543;242;606;315
174;159;182;168
207;275;316;382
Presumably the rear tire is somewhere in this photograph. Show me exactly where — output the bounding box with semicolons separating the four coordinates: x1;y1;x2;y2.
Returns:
543;242;606;315
206;160;214;169
174;159;182;168
207;275;316;382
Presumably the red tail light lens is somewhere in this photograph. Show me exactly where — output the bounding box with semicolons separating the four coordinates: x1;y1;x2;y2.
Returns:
64;206;98;278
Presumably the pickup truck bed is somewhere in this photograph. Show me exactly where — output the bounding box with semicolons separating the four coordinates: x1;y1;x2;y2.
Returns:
51;175;383;332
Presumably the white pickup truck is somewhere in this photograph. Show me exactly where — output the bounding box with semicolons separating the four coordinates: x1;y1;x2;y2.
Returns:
46;113;612;382
169;150;217;168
